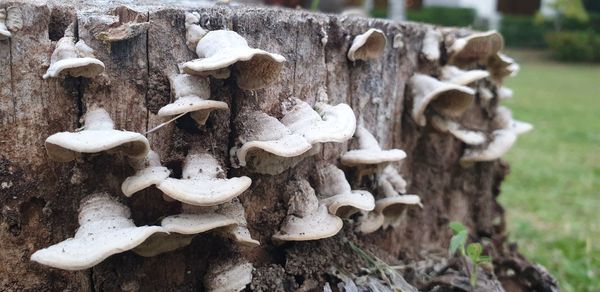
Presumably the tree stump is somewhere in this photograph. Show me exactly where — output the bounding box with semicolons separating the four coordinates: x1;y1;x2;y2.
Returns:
0;1;557;291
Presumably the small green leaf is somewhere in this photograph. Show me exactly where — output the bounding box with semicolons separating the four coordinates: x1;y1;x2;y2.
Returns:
449;221;467;235
449;230;468;255
466;243;483;262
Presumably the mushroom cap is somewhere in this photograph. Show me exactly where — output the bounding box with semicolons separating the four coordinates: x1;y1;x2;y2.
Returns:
487;53;520;82
157;96;229;118
43;57;105;79
356;211;385;234
273;204;343;241
0;13;10;39
321;190;375;217
347;28;387;61
30;193;164;270
421;29;442;61
226;225;261;247
132;233;196;257
440;66;490;86
430;115;486;146
340;149;406;166
182;30;285;90
161;212;238;234
498;87;513;100
493;106;533;135
237;133;312;167
409;74;475;126
45;130;150;162
121;166;171;197
461;129;517;163
157;176;251;206
281;100;357;144
378;194;421;229
448;30;504;65
204;260;254;292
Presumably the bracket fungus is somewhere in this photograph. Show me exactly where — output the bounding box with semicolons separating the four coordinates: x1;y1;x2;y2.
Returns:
204;259;254;292
347;28;386;61
447;30;504;65
0;7;22;40
95;7;150;42
216;199;260;246
487;53;520;83
30;193;165;270
273;179;343;241
498;87;514;100
358;166;421;234
341;125;406;168
430;115;486;146
45;108;149;162
314;163;375;217
493;106;533;135
281;99;357;144
0;9;10;39
408;74;475;126
184;12;207;52
157;153;251;206
233;110;312;175
440;65;490;86
43;36;105;79
182;30;286;90
421;29;442;62
158;74;229;126
121;150;170;197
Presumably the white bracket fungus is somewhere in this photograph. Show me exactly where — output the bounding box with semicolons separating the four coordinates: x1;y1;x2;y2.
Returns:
358;165;421;234
314;163;375;217
430;115;486;146
273;179;343;241
0;9;9;39
421;29;442;62
43;36;105;79
121;150;171;197
281;99;357;144
493;106;533;135
184;12;207;52
204;259;254;292
0;7;22;40
347;28;387;61
157;153;251;206
497;86;514;100
30;193;165;270
158;74;229;126
487;53;520;84
408;74;475;126
340;125;406;167
440;65;490;87
45;108;149;162
233;110;312;175
216;199;260;246
182;30;286;90
447;30;504;65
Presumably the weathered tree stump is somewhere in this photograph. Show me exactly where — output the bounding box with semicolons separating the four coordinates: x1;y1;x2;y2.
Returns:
0;1;557;291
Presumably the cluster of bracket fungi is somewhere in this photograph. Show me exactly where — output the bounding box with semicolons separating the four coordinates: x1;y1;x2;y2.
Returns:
21;8;532;291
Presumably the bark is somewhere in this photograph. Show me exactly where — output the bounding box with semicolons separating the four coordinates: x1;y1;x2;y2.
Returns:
0;1;556;291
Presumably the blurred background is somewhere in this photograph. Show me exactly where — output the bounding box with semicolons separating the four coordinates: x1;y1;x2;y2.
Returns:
247;0;599;291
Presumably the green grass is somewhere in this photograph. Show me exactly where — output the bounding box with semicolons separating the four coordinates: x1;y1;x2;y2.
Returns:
499;50;600;291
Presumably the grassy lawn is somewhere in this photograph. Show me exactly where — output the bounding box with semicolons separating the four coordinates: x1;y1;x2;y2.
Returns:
499;50;600;291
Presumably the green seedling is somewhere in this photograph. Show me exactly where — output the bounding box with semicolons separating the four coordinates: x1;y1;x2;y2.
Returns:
449;222;492;288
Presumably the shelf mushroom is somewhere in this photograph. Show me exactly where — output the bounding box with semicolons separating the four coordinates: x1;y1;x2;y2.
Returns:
273;179;343;241
281;99;357;145
440;66;490;87
487;53;520;84
347;28;386;61
157;73;229;127
45;108;149;162
313;163;375;218
204;258;254;292
497;87;514;100
43;36;105;79
233;110;313;175
181;29;286;90
0;7;22;40
157;152;251;206
408;74;475;126
493;106;533;135
430;115;486;146
0;9;11;39
447;30;504;65
421;28;442;62
217;198;260;246
121;150;170;197
30;193;165;270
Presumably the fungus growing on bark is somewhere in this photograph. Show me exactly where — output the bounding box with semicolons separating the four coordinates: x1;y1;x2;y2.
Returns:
421;29;442;61
0;9;9;39
347;28;386;61
314;163;375;217
448;30;504;65
121;150;170;197
233;110;312;175
30;193;164;270
273;179;343;241
0;7;22;40
182;30;286;90
498;87;513;100
43;36;105;79
440;65;490;86
45;108;149;162
184;12;207;51
94;6;149;42
204;259;254;292
340;125;406;167
281;99;357;144
358;166;421;233
216;199;260;246
408;74;475;126
430;115;486;145
493;106;533;135
487;53;520;83
460;129;517;164
157;152;251;206
158;74;228;126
